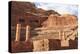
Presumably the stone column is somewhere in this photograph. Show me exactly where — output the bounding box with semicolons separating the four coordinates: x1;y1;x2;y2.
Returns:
25;25;30;42
61;31;65;40
59;30;61;40
15;24;21;41
61;31;69;47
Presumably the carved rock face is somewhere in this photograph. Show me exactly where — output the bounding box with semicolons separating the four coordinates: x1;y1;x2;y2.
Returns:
42;14;77;28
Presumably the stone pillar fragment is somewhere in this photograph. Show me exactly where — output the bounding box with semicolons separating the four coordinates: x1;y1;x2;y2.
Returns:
33;40;43;51
15;24;21;41
33;39;49;52
61;40;69;47
43;39;49;51
67;30;77;41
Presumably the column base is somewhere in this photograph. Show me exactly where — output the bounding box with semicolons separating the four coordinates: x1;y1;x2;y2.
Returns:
61;40;69;47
